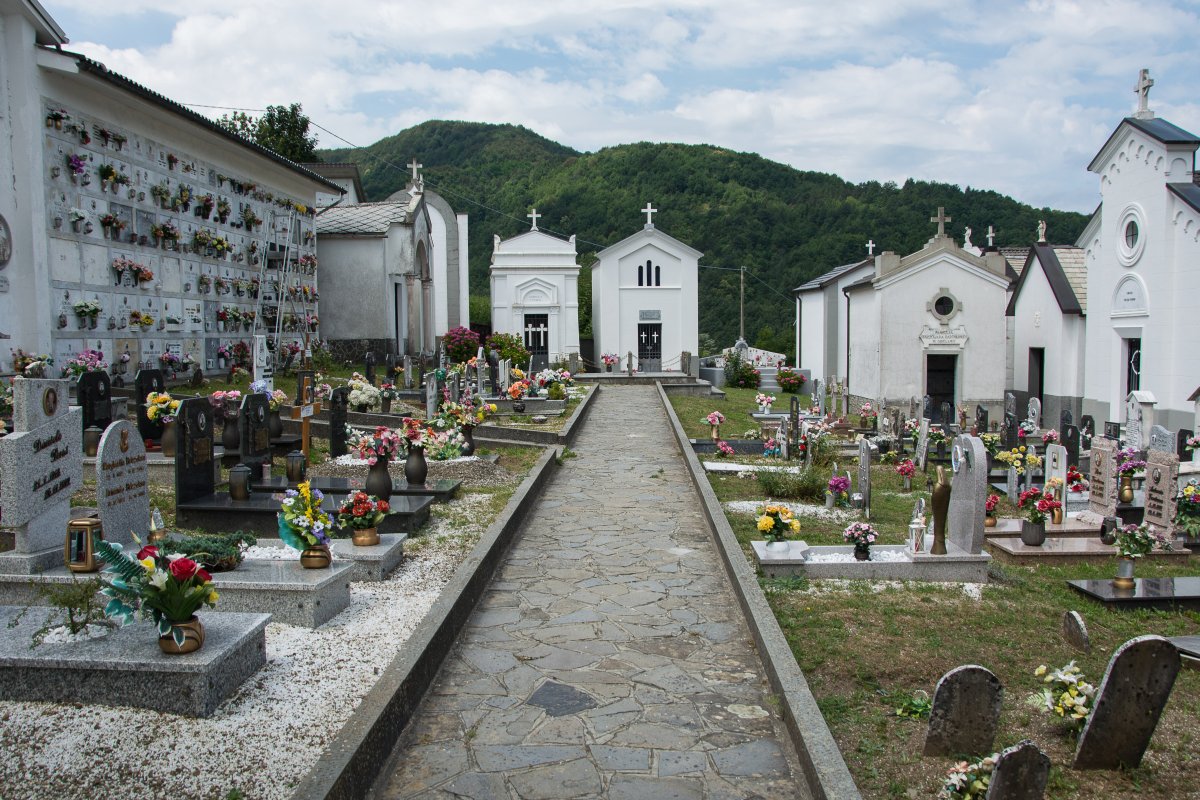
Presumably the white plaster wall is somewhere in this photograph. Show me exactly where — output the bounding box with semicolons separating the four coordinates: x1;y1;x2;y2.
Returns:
429;208;448;336
490;231;581;358
457;213;469;328
847;289;881;399
1083;125;1200;430
798;291;825;376
1010;258;1085;400
317;237;390;341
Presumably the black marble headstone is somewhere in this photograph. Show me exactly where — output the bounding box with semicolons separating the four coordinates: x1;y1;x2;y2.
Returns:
923;394;932;420
174;397;215;505
77;371;113;432
384;353;400;384
1178;429;1194;461
1004;412;1018;450
1064;424;1080;468
488;349;501;396
1104;421;1121;441
239;393;272;472
295;370;315;405
939;401;953;429
364;351;377;386
974;404;988;434
134;368;166;441
329;387;350;458
1061;409;1073;428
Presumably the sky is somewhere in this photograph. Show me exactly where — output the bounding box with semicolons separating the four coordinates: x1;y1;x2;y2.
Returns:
42;0;1200;214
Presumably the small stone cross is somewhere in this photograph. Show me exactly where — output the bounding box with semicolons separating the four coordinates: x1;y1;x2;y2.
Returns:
986;225;995;247
408;158;423;183
1135;68;1154;117
931;207;951;237
866;239;875;256
641;202;657;227
527;207;541;230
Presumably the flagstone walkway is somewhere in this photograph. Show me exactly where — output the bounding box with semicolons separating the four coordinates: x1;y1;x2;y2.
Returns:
375;386;811;799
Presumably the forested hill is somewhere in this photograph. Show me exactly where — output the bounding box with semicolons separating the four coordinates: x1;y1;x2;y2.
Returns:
319;120;1090;351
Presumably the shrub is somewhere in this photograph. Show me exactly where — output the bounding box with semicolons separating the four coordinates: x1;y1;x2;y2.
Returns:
442;326;480;364
485;332;530;366
724;352;761;389
158;531;257;572
547;383;566;400
776;367;807;393
756;466;827;503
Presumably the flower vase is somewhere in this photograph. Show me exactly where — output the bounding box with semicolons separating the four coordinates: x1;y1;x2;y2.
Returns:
1052;506;1064;525
765;539;789;552
1020;519;1046;547
606;365;612;373
854;545;870;561
158;615;205;654
1113;556;1136;589
160;420;177;458
381;398;392;414
300;545;331;569
902;477;911;492
221;416;240;451
365;456;393;502
268;410;283;439
404;445;427;486
461;425;476;457
860;416;869;428
351;527;380;547
985;514;997;528
1119;474;1135;504
711;425;720;442
825;494;835;510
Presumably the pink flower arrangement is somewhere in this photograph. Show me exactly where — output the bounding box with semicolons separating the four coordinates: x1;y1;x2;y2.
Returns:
1042;429;1060;444
895;459;915;478
985;494;999;515
706;411;725;427
357;425;403;464
716;441;735;457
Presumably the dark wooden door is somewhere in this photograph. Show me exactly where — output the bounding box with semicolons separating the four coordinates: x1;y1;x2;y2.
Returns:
926;354;956;425
524;314;549;371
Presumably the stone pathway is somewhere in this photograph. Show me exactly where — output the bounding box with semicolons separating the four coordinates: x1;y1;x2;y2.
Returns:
375;386;811;799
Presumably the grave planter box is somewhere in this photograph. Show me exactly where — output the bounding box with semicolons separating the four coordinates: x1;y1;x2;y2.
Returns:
0;607;269;717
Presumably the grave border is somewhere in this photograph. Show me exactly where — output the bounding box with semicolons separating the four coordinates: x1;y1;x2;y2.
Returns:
657;382;862;800
290;446;561;800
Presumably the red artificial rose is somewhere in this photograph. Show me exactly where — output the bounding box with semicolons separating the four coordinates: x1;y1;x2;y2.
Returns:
196;568;212;584
378;501;389;513
136;545;159;560
168;557;200;581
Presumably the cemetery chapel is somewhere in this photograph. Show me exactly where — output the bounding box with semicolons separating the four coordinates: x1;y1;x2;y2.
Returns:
590;204;700;372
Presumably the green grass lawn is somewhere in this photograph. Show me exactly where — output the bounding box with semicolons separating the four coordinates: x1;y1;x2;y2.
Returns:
670;385;811;440
670;393;1200;799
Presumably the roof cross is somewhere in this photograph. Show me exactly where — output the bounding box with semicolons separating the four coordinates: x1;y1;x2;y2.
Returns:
1134;68;1154;118
866;239;875;256
408;158;423;184
986;225;996;248
527;208;541;230
641;202;657;228
931;207;951;237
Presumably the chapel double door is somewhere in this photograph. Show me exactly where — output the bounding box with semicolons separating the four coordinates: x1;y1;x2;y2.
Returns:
637;323;662;372
524;314;549;372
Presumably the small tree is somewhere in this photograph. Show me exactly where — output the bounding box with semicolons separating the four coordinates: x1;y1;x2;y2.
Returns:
216;103;317;163
486;332;530;366
442;326;481;364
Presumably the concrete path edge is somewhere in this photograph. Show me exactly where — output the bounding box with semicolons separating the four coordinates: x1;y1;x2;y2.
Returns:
656;383;863;800
289;445;563;800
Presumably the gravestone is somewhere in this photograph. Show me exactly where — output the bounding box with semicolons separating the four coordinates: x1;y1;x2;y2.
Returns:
975;404;988;435
1104;421;1120;441
425;380;438;421
364;351;377;386
626;351;633;376
940;401;954;430
569;352;580;375
1080;415;1095;442
923;664;1003;756
916;418;931;471
923;394;932;420
488;349;500;395
77;370;113;433
1063;425;1080;470
1061;408;1073;429
985;739;1050;800
0;378;84;573
252;335;272;392
1005;392;1016;419
1142;449;1180;534
1062;611;1091;653
909;396;918;420
403;355;413;389
1006;465;1019;503
95;419;149;547
1027;397;1042;429
1004;412;1019;451
1085;437;1118;522
328;387;350;458
174;397;216;505
948;434;988;554
1148;424;1173;453
790;396;801;456
857;438;872;520
449;373;461;404
812;377;824;416
134;368;166;441
499;358;511;394
384;353;398;385
1045;444;1068;495
239;393;272;474
1074;635;1180;770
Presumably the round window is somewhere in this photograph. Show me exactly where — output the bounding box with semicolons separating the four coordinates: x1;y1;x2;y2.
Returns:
934;296;955;316
1124;220;1139;249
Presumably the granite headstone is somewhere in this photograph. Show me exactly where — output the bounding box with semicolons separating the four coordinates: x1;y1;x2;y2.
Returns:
1063;425;1080;471
76;370;113;433
923;664;1003;757
975;404;988;435
1142;449;1180;534
916;418;931;471
1124;393;1144;450
174;397;216;505
857;438;872;520
403;355;413;389
1045;444;1068;495
1148;424;1173;453
1178;429;1195;462
364;351;377;386
948;434;988;555
425;380;438;421
95;419;149;546
329;387;350;459
1027;397;1042;429
986;740;1051;800
1062;610;1091;653
239;393;272;473
1086;437;1118;522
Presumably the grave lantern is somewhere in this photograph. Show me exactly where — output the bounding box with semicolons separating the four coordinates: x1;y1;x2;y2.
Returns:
83;425;103;457
64;518;103;573
228;464;252;501
286;450;307;482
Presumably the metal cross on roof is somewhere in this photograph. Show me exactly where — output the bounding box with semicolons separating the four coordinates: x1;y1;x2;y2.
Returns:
930;207;951;237
1135;68;1154;118
986;225;996;248
408;158;423;183
866;239;875;256
527;208;540;230
641;203;657;227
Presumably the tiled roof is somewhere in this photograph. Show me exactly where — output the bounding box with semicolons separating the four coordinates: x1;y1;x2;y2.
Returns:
794;258;871;292
1169;182;1200;215
1055;246;1087;314
999;247;1029;278
316;202;409;235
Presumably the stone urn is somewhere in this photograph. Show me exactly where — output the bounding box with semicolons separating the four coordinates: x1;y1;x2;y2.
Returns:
404;445;428;486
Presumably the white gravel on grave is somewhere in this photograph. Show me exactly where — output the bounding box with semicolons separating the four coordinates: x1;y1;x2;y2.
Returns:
805;549;910;563
0;494;496;800
772;578;986;600
724;499;856;523
241;544;299;560
40;623;115;645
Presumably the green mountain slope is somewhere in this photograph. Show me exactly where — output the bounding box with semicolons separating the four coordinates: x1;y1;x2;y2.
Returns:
318;122;1090;352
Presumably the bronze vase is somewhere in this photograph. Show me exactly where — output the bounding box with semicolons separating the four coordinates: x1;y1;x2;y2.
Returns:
351;527;380;547
160;420;177;458
1118;474;1135;504
300;544;331;569
158;616;205;654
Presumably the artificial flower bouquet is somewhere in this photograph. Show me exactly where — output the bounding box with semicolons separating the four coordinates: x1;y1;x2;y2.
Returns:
1042;428;1060;444
379;382;399;402
145;391;180;424
63;349;108;378
400;417;438;450
347;372;381;408
94;540;219;646
601;353;619;366
508;380;530;400
336;491;389;531
756;504;800;543
1114;522;1172;558
1176;481;1200;538
277;481;335;550
843;521;878;550
1029;661;1094;730
706;410;726;427
827;475;851;505
208;389;242;419
1115;447;1147;476
716;441;735;458
437;394;498;428
356;425;403;464
984;494;999;518
938;753;997;800
1066;465;1088;493
979;432;1001;455
1017;487;1059;524
755;392;776;407
895;459;915;479
995;446;1041;475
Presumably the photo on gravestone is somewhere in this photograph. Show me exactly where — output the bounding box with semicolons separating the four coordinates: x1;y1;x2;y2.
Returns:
76;370;113;433
174;397;215;505
134;368;165;441
329;387;350;458
239;393;272;473
96;420;149;546
1104;421;1121;441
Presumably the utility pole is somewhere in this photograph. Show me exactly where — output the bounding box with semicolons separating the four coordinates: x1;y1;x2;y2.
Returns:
739;265;745;343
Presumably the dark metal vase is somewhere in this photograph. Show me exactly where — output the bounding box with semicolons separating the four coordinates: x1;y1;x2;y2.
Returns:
268;410;283;439
404;446;427;487
365;456;393;502
222;417;240;450
461;425;476;456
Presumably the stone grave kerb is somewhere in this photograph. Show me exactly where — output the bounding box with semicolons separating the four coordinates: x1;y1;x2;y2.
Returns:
239;393;272;473
76;370;113;433
134;368;165;442
947;434;988;555
174;397;216;506
0;378;84;572
1074;635;1180;770
329;387;350;458
95;419;149;546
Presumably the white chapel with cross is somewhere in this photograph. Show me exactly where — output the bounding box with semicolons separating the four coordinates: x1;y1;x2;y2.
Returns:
591;203;700;372
489;209;581;369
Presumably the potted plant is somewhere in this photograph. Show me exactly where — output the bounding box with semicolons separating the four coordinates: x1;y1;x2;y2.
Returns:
826;475;850;509
156;532;256;572
858;402;877;429
1112;523;1172;588
705;410;725;442
756;504;799;551
336;491;390;546
895;458;915;491
1115;447;1146;504
984;493;999;527
379;383;399;414
93;540;219;654
1016;487;1059;546
843;521;878;560
278;482;335;568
